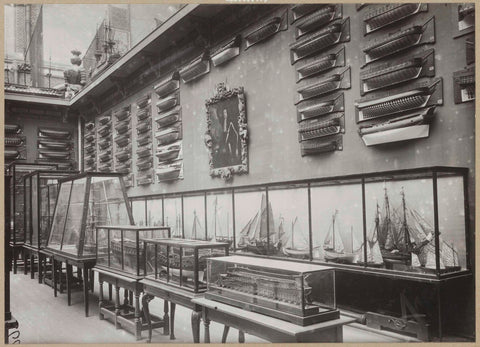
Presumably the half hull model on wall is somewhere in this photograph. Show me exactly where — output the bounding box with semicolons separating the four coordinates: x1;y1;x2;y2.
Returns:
37;127;75;170
135;94;154;186
5;124;26;163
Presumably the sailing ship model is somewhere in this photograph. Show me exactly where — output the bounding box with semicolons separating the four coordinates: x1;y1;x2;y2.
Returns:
237;194;281;255
282;217;310;259
356;202;384;267
209;197;233;246
323;210;361;263
191;210;205;240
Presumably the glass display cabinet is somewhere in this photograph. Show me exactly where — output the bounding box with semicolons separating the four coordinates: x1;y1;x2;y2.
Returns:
5;163;58;246
23;170;77;250
205;255;339;326
96;225;171;278
46;172;134;259
142;238;229;293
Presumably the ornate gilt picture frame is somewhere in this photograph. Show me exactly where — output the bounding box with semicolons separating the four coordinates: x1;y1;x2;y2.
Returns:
205;83;248;181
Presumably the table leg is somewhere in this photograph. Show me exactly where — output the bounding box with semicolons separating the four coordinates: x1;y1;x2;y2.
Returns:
30;253;35;279
99;280;104;320
83;268;89;317
170;302;176;340
53;260;57;297
239;331;245;343
129;291;134;307
203;309;211;343
191;310;201;343
58;262;63;294
163;300;170;336
222;326;230;343
13;248;17;274
134;291;141;341
89;269;94;292
108;284;113;301
38;254;43;284
141;294;154;343
114;285;120;329
66;264;73;306
24;250;28;275
123;288;129;314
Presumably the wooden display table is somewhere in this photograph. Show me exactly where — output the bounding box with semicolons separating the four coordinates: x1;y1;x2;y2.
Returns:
191;297;355;343
50;252;96;317
95;268;165;340
10;242;25;274
140;277;203;343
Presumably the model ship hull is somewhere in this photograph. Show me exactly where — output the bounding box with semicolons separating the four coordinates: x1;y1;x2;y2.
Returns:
283;247;310;259
381;249;411;265
324;249;357;264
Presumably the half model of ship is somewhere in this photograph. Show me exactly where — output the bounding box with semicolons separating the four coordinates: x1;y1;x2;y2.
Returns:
323;210;361;263
237;194;281;255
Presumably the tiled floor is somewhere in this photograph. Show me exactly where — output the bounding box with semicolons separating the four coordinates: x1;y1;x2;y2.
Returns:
10;267;405;344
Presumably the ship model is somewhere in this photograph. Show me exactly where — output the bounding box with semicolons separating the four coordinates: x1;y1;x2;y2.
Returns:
110;238;146;272
323;210;361;263
282;217;311;259
208;197;233;246
237;194;281;255
356;202;384;267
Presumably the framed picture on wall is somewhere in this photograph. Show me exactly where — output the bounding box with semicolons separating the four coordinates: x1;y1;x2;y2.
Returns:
205;83;248;181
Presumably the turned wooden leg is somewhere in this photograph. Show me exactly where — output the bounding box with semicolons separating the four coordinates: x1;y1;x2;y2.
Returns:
134;292;141;341
170;302;176;340
123;288;129;314
66;264;73;306
30;253;35;279
163;300;170;336
203;310;211;343
58;262;63;294
38;254;43;284
13;248;17;274
129;291;133;307
141;294;154;343
108;284;112;301
53;260;57;297
89;269;94;292
24;250;28;275
99;280;104;320
191;310;202;343
222;326;230;343
238;331;245;343
114;286;120;329
83;268;89;317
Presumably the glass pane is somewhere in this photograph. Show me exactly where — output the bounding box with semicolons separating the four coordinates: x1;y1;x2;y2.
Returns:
365;178;435;273
61;178;87;255
163;197;182;237
268;186;309;259
14;176;26;243
96;228;108;267
146;198;163;226
123;229;137;275
311;183;364;266
206;192;233;247
39;182;49;247
31;176;39;246
24;177;31;244
437;176;467;272
183;195;206;240
48;181;73;250
132;200;146;226
234;189;268;254
109;229;122;270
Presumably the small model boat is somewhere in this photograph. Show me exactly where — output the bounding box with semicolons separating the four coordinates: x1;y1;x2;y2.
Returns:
323;210;361;263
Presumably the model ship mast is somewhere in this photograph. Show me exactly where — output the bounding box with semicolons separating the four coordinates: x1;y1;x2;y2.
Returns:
323;210;360;263
192;210;204;240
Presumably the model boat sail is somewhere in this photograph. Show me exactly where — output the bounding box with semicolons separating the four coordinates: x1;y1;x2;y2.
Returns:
356;202;384;266
191;210;205;240
237;194;279;255
282;216;310;259
323;210;361;263
209;197;233;245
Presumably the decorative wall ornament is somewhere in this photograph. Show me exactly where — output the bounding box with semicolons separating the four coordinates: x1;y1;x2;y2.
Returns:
205;83;248;181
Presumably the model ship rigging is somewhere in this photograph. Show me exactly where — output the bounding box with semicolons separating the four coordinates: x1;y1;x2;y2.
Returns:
209;197;233;246
237;194;281;255
282;216;311;259
356;202;384;267
323;210;361;263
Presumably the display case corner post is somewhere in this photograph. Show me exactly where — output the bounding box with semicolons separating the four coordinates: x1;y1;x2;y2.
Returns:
136;231;140;277
307;183;313;261
194;248;199;293
121;177;135;225
361;178;368;268
462;169;472;271
121;229;125;271
78;176;92;257
432;171;441;277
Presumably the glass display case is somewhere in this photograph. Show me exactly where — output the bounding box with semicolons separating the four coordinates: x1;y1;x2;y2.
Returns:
268;184;310;259
23;170;77;250
206;191;234;247
96;225;170;278
183;194;206;240
46;173;134;259
142;238;229;293
206;255;339;326
163;196;182;237
146;197;163;226
131;199;146;226
5;162;59;245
